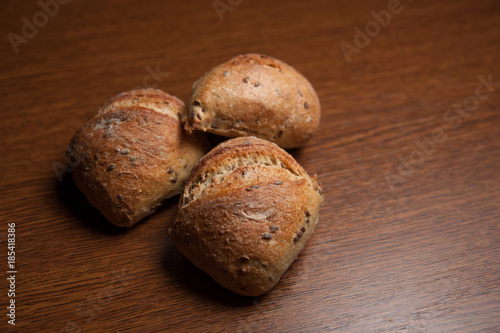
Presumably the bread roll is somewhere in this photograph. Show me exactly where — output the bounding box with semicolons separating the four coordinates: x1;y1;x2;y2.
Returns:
169;137;324;296
68;88;209;227
183;53;321;148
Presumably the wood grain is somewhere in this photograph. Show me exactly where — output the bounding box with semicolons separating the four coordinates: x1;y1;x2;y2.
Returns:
1;0;499;331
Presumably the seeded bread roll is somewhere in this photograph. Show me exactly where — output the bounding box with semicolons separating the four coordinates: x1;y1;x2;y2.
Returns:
68;88;209;227
183;53;321;148
169;137;324;296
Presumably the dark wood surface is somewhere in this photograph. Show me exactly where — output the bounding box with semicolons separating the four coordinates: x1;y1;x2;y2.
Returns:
1;0;499;331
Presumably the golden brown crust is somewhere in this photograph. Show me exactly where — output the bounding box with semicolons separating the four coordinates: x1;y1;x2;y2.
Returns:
68;88;209;227
97;88;184;119
169;137;324;296
183;53;321;148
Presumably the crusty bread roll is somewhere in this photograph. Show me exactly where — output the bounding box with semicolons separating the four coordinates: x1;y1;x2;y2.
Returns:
183;53;321;148
68;88;209;228
169;137;324;296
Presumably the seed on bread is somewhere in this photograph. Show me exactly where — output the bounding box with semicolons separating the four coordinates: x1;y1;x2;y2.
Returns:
262;233;273;240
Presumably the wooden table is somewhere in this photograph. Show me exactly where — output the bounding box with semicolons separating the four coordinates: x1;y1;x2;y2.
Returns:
1;0;499;331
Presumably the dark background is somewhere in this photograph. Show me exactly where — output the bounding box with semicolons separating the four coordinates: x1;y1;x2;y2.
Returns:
1;0;499;331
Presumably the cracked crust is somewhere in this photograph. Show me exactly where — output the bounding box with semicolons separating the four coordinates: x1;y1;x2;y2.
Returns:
183;53;321;148
169;137;324;296
68;88;210;227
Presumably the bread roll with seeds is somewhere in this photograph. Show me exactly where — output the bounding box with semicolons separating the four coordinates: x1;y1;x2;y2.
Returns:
68;88;210;227
183;53;321;148
169;137;324;296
